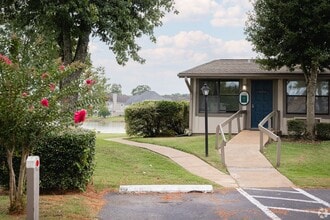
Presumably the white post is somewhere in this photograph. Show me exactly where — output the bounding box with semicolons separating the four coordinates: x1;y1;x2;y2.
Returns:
260;131;264;153
276;138;281;167
26;156;40;220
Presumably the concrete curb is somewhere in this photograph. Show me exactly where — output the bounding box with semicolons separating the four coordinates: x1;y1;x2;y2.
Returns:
119;185;213;193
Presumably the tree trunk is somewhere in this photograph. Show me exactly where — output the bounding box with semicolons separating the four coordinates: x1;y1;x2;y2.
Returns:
305;65;318;140
74;29;90;63
16;149;29;205
6;149;15;210
6;148;29;214
60;23;73;65
61;27;90;107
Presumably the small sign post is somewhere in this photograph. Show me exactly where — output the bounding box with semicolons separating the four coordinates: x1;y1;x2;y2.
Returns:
26;156;40;220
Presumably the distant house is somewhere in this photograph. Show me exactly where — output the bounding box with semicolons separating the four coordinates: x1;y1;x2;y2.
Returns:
125;91;168;105
178;59;330;135
108;93;130;116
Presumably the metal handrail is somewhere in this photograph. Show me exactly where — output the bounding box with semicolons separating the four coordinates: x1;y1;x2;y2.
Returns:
258;110;281;167
215;110;246;166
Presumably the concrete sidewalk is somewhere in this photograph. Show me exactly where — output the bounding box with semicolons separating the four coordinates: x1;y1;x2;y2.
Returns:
108;138;238;188
225;130;294;188
108;132;294;188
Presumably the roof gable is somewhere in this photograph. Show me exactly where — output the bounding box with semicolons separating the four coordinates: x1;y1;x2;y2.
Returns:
125;91;168;105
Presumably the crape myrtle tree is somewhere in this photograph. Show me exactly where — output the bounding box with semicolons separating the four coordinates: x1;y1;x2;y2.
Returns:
1;0;177;89
245;0;330;139
0;34;103;213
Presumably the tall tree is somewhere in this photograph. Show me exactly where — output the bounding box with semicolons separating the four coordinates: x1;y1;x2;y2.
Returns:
131;84;151;96
1;0;176;99
110;83;122;94
1;0;176;63
245;0;330;139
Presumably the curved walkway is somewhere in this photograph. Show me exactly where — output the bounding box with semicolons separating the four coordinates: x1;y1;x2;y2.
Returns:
108;133;294;188
108;138;238;188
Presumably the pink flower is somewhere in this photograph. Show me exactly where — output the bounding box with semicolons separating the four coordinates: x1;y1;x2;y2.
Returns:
40;98;49;107
0;54;12;65
49;83;56;92
59;64;65;71
86;79;94;86
22;92;28;97
41;72;49;79
74;109;87;123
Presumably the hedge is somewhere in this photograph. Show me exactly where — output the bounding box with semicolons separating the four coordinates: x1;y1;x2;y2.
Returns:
287;120;330;140
0;128;96;192
316;123;330;140
287;119;306;139
125;100;189;137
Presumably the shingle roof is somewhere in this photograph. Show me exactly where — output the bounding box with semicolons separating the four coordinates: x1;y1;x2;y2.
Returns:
178;59;330;78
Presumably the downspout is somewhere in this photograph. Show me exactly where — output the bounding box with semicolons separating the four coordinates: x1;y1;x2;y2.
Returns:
185;77;193;134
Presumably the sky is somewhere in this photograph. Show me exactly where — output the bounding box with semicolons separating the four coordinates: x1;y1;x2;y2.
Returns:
89;0;257;95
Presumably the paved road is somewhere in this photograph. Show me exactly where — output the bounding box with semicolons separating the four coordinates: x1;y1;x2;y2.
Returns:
98;188;330;220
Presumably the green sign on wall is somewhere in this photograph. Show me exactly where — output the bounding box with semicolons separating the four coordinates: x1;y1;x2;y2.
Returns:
239;91;249;105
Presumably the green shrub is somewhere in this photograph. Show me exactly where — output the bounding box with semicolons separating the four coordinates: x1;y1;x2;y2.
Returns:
0;128;96;192
182;101;189;129
125;101;158;137
125;101;189;137
98;105;111;118
34;128;96;192
316;123;330;140
156;101;185;135
287;119;306;139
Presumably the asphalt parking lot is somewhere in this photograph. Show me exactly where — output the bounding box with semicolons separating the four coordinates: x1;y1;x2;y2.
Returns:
99;188;330;220
240;188;330;220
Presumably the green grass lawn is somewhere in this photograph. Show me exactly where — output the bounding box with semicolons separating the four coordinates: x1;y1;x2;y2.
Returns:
93;134;218;191
0;133;217;219
0;196;13;220
0;193;100;220
129;134;227;173
86;115;125;123
264;140;330;188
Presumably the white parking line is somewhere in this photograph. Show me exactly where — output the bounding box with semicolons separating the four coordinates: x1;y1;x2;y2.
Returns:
251;195;319;204
241;187;330;219
268;206;322;215
237;188;281;220
294;188;330;207
245;188;300;194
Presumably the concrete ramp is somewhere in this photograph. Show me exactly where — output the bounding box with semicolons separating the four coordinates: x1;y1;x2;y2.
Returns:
225;130;294;188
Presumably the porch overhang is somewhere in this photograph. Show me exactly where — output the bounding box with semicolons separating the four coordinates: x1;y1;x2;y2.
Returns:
177;59;330;79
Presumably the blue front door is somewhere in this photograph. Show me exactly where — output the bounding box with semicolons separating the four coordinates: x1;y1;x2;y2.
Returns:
251;80;273;128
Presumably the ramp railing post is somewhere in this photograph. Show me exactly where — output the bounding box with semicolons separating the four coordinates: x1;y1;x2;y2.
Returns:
276;138;281;167
259;131;264;153
215;125;220;149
